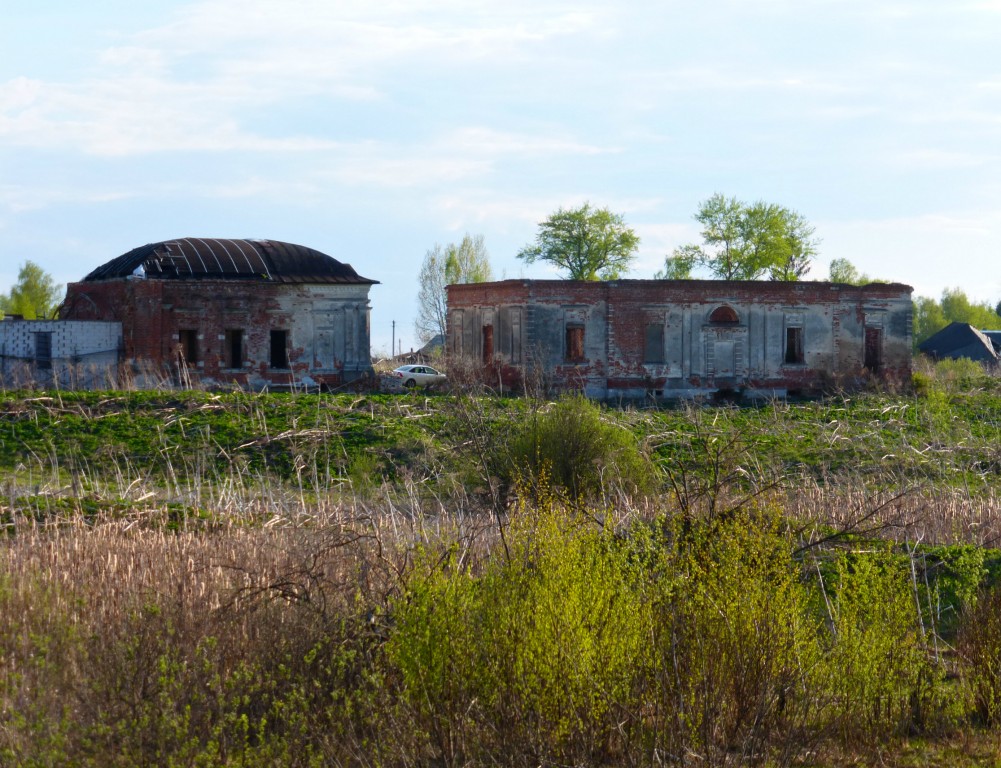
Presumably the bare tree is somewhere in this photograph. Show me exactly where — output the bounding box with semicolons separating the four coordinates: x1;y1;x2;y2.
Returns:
415;234;492;345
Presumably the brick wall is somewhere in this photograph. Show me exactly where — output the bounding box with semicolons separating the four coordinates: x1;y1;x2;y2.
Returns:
447;279;913;399
62;277;374;389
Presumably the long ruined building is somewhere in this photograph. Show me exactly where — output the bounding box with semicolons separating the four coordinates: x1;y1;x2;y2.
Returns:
447;279;913;399
60;238;377;389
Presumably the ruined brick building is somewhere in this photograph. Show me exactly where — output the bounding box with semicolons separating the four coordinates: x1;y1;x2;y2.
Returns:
447;279;913;400
60;238;377;389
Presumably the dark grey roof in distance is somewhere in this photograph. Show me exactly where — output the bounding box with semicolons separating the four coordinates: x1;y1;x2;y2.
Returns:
918;322;999;364
82;238;377;285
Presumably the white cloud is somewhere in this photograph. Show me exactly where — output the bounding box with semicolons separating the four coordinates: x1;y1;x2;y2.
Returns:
323;127;611;188
0;184;135;213
444;127;609;157
333;152;492;188
0;1;615;157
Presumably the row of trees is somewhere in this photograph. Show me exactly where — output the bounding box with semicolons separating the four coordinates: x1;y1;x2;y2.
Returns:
415;195;821;341
914;288;1001;345
415;198;1001;348
512;194;819;282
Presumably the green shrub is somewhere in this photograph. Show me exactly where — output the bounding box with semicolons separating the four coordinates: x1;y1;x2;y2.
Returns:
388;496;653;765
387;547;482;765
957;585;1001;725
489;500;652;758
647;510;821;764
815;549;948;738
507;395;655;500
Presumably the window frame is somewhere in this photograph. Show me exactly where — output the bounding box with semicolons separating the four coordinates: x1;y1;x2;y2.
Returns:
270;329;290;370
224;329;245;369
783;326;805;365
644;323;665;364
564;324;585;364
178;329;199;366
34;332;53;370
482;324;494;364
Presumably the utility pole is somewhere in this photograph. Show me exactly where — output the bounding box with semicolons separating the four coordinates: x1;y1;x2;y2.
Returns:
391;320;395;360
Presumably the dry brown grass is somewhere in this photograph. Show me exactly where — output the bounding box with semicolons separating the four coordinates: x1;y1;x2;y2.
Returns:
782;481;1001;547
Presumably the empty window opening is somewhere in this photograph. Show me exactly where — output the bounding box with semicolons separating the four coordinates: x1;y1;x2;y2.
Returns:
270;330;289;369
225;329;244;369
709;306;739;324
864;327;882;373
565;325;585;363
178;329;198;365
482;324;494;363
644;323;665;364
784;327;804;364
34;332;52;370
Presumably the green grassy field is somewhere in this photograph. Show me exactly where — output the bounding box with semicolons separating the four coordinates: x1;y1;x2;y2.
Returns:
2;361;1001;766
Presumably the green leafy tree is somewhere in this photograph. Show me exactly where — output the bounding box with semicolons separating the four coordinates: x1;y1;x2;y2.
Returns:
828;257;873;285
913;296;947;344
767;208;818;280
0;261;62;319
913;287;1001;345
517;202;639;280
661;194;819;281
654;245;697;279
941;287;1001;329
415;234;492;344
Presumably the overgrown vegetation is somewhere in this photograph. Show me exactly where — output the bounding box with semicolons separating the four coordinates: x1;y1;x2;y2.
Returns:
913;287;1001;346
2;360;1001;765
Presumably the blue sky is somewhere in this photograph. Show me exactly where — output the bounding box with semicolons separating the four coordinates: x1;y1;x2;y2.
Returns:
3;1;1000;353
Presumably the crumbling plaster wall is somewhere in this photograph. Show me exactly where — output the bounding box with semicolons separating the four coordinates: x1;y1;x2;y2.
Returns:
61;278;374;389
447;279;912;399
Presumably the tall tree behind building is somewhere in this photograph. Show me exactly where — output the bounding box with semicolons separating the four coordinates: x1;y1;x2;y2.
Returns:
658;194;818;281
828;257;873;285
0;261;62;319
415;234;492;345
517;202;639;280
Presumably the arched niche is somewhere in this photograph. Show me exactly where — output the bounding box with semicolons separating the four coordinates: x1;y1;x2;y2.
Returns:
708;305;739;324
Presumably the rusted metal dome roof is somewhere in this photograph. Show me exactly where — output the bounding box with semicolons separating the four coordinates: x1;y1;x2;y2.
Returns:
82;238;377;285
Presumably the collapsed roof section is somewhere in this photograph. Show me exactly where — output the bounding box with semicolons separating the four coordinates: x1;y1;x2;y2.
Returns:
81;238;377;285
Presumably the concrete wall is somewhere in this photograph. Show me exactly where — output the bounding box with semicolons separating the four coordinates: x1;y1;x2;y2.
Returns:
447;279;913;399
0;318;122;389
61;277;375;390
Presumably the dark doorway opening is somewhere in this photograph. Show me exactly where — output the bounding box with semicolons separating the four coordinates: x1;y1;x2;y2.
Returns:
179;329;198;365
225;330;244;369
270;330;289;369
864;327;882;373
482;325;494;363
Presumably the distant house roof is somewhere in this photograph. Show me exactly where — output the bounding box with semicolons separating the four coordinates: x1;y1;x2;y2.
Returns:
81;238;377;285
393;334;444;365
419;334;444;356
918;322;1000;364
982;330;1001;354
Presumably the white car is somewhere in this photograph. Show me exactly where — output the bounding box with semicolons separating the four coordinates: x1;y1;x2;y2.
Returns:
392;364;447;389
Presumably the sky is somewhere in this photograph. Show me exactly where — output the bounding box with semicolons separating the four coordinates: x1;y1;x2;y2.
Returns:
2;0;1000;354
